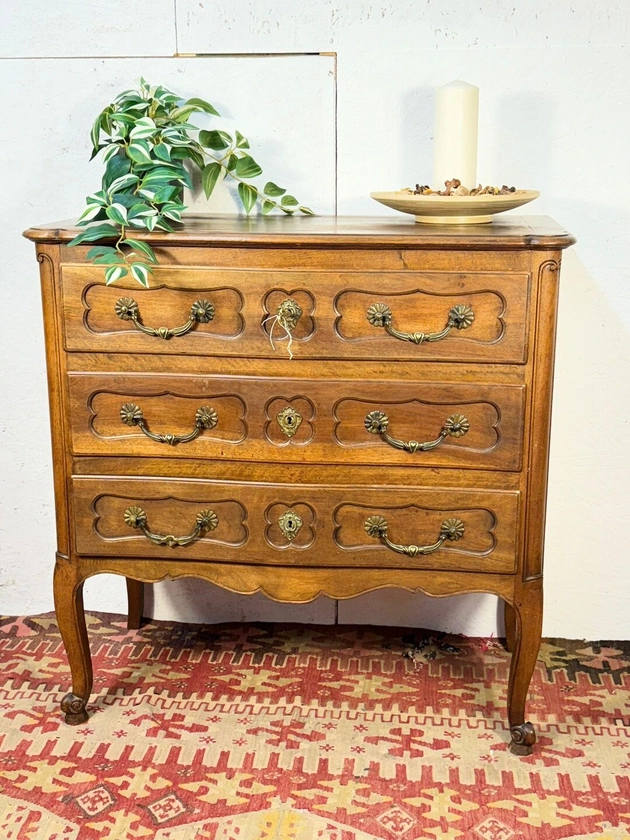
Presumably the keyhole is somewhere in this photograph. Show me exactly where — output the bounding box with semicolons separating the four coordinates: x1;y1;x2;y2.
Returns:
286;416;294;426
278;509;303;541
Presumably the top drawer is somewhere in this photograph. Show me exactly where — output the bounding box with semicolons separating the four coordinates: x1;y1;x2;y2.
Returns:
60;265;530;364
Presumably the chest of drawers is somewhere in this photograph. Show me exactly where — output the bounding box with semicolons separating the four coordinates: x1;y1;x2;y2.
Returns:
25;215;574;755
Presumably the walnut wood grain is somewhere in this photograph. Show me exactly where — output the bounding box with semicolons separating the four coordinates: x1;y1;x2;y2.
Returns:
28;216;574;748
125;579;144;630
24;214;576;250
67;373;525;471
72;476;519;573
59;264;529;363
53;553;92;724
504;600;517;653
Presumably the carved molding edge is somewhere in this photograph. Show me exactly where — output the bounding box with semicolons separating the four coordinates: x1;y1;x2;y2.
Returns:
81;283;245;340
333;286;508;345
261;288;316;340
68;558;515;603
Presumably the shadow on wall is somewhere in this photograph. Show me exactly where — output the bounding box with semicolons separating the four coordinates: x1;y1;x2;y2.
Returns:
544;249;630;639
141;579;505;636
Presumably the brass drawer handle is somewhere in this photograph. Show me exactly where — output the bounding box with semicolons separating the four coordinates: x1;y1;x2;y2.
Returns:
366;302;474;344
115;297;215;339
364;515;465;557
123;506;218;547
120;403;218;446
364;411;469;453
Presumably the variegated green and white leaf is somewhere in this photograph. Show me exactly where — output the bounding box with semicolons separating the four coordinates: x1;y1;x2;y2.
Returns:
90;114;103;153
184;97;220;116
87;190;108;207
235;130;249;149
202;162;222;199
238;182;258;214
127;140;153;165
199;129;232;151
151;185;179;204
102;144;121;163
105;265;128;284
77;204;104;224
123;239;158;263
92;252;125;266
106;203;128;225
130;263;151;287
235;155;262;179
68;223;119;246
86;245;117;260
107;173;139;195
153;143;171;162
264;181;286;197
129;117;156;140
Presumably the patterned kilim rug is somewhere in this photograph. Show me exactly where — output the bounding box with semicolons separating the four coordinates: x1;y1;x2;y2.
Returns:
0;613;629;840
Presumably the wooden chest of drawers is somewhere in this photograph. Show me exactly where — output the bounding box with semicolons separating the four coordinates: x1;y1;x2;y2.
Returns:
25;215;574;756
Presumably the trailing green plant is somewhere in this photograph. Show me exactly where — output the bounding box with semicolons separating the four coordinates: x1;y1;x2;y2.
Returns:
69;78;313;286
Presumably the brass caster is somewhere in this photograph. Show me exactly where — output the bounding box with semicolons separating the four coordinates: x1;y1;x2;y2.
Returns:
60;692;88;725
509;721;536;755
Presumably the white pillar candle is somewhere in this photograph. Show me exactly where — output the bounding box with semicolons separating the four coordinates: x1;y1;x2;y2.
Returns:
433;80;479;190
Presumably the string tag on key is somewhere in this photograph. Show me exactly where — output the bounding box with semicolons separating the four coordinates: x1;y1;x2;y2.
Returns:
262;298;303;359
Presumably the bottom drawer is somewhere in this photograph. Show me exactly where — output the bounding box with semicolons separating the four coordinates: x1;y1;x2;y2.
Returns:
72;477;519;574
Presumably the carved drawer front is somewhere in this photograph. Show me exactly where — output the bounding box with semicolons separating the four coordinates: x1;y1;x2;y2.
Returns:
334;271;529;363
60;264;528;363
332;381;524;471
72;477;519;573
68;374;525;471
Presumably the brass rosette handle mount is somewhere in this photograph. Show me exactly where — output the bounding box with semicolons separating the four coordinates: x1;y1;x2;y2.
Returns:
366;302;474;344
120;403;218;446
364;515;465;557
263;297;303;359
115;297;215;339
364;411;469;453
123;506;218;547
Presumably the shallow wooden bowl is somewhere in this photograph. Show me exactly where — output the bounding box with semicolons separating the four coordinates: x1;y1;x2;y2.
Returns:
370;189;540;224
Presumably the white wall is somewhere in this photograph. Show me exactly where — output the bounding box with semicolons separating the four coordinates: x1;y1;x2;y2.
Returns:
1;1;628;639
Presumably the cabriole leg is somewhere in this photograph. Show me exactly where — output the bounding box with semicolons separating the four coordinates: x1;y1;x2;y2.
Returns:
53;555;92;725
507;580;543;755
126;578;145;630
503;600;517;653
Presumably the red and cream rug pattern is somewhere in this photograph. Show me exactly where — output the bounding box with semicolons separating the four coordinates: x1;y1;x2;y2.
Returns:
0;613;629;839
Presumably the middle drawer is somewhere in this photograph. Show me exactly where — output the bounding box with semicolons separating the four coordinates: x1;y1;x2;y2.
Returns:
68;374;525;471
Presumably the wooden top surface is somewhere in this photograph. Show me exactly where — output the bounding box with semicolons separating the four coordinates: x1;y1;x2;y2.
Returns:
23;214;575;250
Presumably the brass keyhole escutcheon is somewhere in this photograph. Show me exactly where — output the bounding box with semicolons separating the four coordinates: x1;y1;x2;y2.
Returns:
277;406;303;439
278;510;303;541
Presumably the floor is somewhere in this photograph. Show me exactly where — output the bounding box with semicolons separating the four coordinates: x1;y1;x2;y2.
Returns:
0;612;629;839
